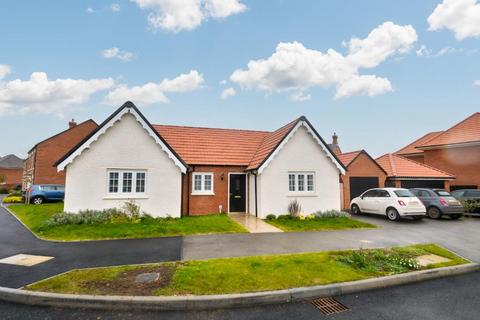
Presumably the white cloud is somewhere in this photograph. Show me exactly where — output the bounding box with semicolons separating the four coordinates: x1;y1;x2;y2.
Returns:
132;0;246;32
111;3;121;12
437;46;464;56
229;22;416;99
0;65;11;80
220;87;236;99
416;45;431;57
474;80;480;86
101;47;134;61
0;72;114;116
105;70;204;105
428;0;480;40
290;91;311;102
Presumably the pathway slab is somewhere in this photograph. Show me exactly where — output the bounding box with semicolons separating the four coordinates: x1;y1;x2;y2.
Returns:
229;213;282;233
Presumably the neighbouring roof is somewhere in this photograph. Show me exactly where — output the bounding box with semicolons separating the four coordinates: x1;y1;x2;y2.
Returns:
28;119;98;153
376;153;455;180
337;150;362;167
394;131;444;156
0;154;24;169
417;112;480;149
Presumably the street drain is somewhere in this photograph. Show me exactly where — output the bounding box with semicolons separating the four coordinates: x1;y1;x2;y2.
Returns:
311;297;349;315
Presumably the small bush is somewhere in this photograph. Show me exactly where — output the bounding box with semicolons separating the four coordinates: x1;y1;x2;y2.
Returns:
2;196;23;204
287;200;302;218
337;249;420;274
462;200;480;214
0;187;9;194
314;210;350;218
266;214;276;220
8;190;22;197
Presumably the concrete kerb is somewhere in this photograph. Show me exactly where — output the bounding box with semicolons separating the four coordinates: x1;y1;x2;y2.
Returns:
0;263;478;311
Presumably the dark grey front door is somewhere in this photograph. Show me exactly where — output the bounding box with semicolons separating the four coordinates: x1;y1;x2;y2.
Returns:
229;174;246;212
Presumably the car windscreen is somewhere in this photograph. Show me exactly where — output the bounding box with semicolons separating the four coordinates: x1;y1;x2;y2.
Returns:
434;190;452;197
393;190;414;197
465;190;480;197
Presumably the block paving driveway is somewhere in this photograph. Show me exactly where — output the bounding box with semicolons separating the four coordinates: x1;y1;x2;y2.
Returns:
1;204;479;288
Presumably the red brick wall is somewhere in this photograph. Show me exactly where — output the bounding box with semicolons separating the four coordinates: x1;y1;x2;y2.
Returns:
423;145;480;190
341;153;387;210
182;165;246;215
30;121;97;185
0;168;23;187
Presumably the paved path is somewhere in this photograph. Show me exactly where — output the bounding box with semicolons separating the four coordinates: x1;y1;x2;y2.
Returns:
1;204;480;289
1;270;479;319
229;213;283;233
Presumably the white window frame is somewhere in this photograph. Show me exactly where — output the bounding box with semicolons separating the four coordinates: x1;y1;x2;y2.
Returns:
191;172;214;195
106;169;148;196
288;172;316;195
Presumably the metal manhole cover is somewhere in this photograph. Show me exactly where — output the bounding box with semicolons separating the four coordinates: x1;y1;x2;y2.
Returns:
311;297;349;315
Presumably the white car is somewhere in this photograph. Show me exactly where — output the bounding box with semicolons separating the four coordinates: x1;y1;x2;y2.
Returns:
350;188;426;221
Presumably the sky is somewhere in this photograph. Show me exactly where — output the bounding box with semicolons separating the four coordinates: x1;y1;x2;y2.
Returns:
0;0;479;159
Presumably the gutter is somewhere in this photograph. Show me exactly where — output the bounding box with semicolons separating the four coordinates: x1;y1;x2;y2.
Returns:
254;172;258;217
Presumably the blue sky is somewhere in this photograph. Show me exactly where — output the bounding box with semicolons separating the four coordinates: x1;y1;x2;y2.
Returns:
0;0;479;158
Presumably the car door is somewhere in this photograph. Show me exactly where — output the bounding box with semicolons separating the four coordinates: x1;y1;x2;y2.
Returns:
42;185;55;200
374;190;392;214
358;189;378;213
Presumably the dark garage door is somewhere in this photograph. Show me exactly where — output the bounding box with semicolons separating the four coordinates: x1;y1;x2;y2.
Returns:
350;177;379;200
400;180;445;189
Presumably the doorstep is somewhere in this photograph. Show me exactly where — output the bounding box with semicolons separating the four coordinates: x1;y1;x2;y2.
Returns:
229;213;283;233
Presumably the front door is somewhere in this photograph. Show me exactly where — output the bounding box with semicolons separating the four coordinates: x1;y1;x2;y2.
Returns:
229;174;246;212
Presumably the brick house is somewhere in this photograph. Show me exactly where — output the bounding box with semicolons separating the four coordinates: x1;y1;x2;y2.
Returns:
337;150;387;210
376;153;455;189
23;119;98;188
0;154;24;188
55;101;346;218
395;112;480;190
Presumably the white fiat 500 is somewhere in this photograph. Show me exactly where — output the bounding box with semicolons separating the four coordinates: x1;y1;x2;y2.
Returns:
350;188;427;221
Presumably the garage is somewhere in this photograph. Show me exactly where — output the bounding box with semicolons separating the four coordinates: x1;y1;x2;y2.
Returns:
338;150;387;210
350;177;379;200
376;154;455;191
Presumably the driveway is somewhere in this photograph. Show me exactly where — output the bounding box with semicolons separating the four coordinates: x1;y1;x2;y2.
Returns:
1;204;480;289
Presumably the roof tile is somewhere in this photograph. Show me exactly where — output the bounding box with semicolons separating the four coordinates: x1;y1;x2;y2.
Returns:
394;131;443;155
376;153;455;179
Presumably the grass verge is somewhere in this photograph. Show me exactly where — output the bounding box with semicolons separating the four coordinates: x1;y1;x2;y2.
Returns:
265;216;376;232
25;244;469;296
6;203;247;241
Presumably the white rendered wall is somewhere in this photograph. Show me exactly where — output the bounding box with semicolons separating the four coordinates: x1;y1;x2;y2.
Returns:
257;125;341;218
63;113;182;217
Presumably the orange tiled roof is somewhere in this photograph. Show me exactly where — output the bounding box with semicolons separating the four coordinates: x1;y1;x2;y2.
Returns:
376;153;454;179
418;112;480;148
154;118;300;168
394;131;443;156
337;150;362;167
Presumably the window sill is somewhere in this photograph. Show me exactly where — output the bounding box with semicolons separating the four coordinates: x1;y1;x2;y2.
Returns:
191;192;215;196
103;195;149;200
287;193;318;198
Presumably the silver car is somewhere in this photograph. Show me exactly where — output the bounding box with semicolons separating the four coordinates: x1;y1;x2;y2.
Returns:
409;188;464;219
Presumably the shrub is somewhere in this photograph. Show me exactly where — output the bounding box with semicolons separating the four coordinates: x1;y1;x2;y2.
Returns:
2;196;23;204
336;249;420;274
0;187;9;194
265;214;276;220
287;200;302;218
8;190;22;197
41;201;148;228
462;200;480;214
314;210;350;218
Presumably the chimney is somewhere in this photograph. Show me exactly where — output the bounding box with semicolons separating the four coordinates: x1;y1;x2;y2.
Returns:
68;119;77;129
332;132;338;146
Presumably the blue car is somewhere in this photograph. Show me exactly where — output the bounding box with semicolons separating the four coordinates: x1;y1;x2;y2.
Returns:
23;184;65;205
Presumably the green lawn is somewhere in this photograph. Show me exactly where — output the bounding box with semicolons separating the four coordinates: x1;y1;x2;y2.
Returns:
7;203;247;241
25;244;469;296
265;216;376;232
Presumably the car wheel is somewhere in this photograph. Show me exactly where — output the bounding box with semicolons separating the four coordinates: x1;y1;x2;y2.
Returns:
427;207;442;219
450;214;462;220
386;208;400;221
31;196;44;205
351;204;361;215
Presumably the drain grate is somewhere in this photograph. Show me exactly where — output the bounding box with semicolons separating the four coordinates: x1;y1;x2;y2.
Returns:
311;297;349;315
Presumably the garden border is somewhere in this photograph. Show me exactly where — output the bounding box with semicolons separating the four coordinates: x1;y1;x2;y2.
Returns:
0;263;478;311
